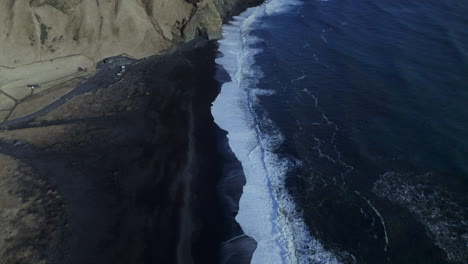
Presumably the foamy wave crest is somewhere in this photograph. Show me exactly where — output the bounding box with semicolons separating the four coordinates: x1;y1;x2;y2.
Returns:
265;0;303;15
212;1;345;263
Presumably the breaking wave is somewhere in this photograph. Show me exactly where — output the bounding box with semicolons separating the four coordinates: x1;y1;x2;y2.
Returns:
212;1;346;263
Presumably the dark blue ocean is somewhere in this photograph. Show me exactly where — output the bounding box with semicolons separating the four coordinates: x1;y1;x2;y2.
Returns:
213;0;468;263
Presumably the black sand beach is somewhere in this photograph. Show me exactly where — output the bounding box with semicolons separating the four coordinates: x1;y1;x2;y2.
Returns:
0;39;253;264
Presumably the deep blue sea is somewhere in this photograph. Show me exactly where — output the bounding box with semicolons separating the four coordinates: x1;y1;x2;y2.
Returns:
213;0;468;263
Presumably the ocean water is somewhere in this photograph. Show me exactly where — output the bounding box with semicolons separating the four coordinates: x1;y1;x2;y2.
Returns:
212;0;468;263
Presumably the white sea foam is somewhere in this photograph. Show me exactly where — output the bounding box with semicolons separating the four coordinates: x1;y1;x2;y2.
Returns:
212;1;346;263
373;172;468;263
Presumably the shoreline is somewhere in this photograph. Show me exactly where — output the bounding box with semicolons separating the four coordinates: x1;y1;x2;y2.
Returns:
0;2;266;263
216;126;258;264
0;38;255;264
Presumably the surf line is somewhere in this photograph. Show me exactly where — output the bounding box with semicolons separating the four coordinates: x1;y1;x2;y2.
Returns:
354;191;389;252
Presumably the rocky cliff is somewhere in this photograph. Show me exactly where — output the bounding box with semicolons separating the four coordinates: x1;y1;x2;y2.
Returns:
0;0;258;68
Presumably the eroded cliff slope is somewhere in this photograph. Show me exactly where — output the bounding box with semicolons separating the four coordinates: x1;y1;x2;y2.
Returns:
0;0;259;120
0;0;255;68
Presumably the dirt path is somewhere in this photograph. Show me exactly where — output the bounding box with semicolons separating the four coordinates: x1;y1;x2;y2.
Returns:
0;56;133;129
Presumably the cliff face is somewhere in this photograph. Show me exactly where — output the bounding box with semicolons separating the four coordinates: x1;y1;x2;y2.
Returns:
0;0;256;68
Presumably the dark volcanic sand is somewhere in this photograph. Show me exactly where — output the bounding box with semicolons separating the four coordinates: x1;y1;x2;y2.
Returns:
0;40;254;264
